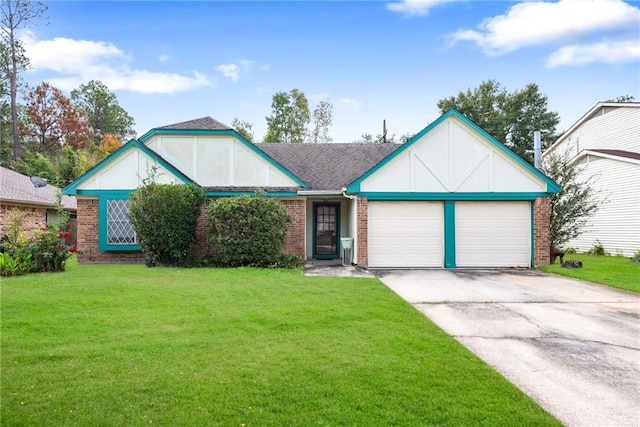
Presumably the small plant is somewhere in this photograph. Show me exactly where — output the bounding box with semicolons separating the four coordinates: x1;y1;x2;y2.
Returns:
564;247;577;254
272;253;305;269
632;249;640;264
587;240;608;256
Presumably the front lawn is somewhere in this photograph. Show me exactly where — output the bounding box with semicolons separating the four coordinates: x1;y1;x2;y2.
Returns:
1;260;560;426
539;254;640;293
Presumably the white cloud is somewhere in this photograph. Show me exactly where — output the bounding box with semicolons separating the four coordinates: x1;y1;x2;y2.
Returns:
216;59;255;82
387;0;460;17
22;31;212;94
338;97;363;111
158;53;170;62
547;39;640;67
447;0;640;61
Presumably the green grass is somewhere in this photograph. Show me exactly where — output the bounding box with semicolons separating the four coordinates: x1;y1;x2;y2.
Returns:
539;254;640;293
1;259;560;426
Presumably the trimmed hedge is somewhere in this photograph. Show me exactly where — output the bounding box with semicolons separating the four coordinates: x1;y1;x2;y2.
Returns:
207;194;290;267
129;183;205;267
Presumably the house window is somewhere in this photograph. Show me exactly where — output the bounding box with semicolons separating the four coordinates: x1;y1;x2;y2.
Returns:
106;199;136;245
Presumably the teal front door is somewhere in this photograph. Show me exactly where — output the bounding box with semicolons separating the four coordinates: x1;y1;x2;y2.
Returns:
313;203;340;259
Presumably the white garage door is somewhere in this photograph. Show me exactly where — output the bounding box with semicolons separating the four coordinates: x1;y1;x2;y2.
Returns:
368;201;443;268
456;201;531;267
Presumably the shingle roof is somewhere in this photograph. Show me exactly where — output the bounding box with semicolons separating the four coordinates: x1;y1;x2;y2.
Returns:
588;149;640;161
258;143;401;190
0;167;77;210
157;116;232;131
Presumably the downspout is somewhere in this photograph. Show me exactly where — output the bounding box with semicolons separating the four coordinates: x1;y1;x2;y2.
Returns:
342;189;359;265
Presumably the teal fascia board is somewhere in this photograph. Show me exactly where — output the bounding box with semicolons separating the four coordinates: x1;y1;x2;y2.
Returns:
444;201;456;268
346;109;560;194
360;192;550;201
205;191;299;197
63;139;193;195
138;128;309;189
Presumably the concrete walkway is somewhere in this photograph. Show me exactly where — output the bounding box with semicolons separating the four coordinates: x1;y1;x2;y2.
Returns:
377;269;640;427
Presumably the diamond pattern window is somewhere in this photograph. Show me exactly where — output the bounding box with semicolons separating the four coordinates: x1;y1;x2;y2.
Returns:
107;199;136;245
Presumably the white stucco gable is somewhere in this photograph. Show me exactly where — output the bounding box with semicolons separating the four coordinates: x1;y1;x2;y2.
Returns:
143;133;304;188
350;111;554;195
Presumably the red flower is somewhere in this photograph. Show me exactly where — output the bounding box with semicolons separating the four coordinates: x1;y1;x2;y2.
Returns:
40;226;47;231
58;231;71;239
69;246;77;253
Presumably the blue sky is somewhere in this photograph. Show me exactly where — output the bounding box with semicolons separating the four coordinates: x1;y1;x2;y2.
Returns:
22;0;640;142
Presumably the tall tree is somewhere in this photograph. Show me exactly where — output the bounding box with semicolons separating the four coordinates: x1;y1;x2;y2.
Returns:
231;117;254;142
543;149;600;247
309;98;333;143
26;82;92;153
71;80;135;143
437;80;560;164
264;88;309;143
0;0;47;160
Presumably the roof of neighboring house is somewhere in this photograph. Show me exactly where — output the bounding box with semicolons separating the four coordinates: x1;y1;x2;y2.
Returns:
156;116;232;131
258;143;401;191
0;167;77;210
588;149;640;161
545;102;640;155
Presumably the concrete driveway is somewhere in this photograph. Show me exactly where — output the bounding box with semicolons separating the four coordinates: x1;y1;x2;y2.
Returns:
377;269;640;427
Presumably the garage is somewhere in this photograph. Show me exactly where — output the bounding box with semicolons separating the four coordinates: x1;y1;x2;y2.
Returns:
456;201;531;267
368;201;444;268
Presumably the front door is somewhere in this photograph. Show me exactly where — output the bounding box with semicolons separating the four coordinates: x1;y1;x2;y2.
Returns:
313;202;340;259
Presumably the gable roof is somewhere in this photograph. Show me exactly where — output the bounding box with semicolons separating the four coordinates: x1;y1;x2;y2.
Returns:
578;149;640;165
63;139;194;195
1;167;76;210
347;109;560;193
258;143;400;191
156;116;232;131
545;102;640;155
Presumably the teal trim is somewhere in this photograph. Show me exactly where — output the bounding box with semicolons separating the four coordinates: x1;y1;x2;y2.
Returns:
346;109;560;194
444;201;456;268
312;202;341;260
98;195;140;252
77;189;135;197
530;201;535;267
64;139;193;195
361;192;549;201
139;128;309;188
205;191;299;197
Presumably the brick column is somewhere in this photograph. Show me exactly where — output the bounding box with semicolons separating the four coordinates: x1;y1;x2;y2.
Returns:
280;199;306;258
188;203;210;257
533;197;551;266
356;196;368;267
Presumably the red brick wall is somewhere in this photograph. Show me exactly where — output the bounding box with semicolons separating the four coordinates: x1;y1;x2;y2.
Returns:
356;196;368;267
533;197;551;266
76;197;307;264
76;198;144;263
0;204;47;236
280;199;306;258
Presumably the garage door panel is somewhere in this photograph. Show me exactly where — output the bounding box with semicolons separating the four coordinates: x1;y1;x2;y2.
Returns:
456;202;531;267
369;201;443;268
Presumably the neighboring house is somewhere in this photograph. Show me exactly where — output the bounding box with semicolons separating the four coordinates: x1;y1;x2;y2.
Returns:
63;109;559;268
542;102;640;257
1;167;77;243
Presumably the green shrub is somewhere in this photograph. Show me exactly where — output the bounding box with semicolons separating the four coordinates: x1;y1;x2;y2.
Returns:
632;249;640;264
129;183;206;267
564;247;577;254
0;204;75;276
207;193;291;267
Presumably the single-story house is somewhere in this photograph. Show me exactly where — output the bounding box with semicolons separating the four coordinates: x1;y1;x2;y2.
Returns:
1;166;77;243
542;102;640;257
64;109;559;268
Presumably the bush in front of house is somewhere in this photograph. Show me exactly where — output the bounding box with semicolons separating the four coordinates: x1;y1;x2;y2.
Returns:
207;192;291;267
0;209;76;276
129;183;206;267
